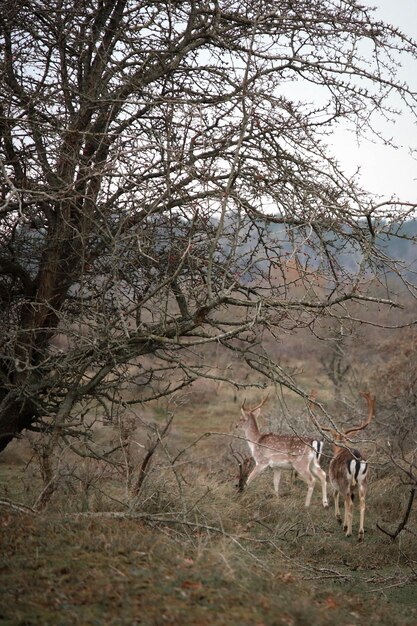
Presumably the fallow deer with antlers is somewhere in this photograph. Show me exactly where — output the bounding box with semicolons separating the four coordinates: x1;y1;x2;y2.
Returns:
236;398;329;508
315;391;375;541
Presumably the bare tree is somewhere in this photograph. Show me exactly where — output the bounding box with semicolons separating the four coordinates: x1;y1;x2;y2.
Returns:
1;0;417;454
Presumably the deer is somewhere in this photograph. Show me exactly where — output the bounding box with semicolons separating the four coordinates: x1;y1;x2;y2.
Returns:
236;398;329;508
314;391;375;541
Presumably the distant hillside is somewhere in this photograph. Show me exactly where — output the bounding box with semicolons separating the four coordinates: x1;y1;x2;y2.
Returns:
243;218;417;280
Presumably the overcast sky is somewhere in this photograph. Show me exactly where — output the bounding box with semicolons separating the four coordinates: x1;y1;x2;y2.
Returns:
331;0;417;201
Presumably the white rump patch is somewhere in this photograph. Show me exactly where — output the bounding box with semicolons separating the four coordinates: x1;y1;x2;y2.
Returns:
312;439;322;460
348;459;368;484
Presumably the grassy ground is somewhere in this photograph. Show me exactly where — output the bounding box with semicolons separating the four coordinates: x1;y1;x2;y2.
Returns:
1;388;417;625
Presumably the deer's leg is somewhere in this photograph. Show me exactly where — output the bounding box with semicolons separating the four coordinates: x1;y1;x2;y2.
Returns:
245;462;267;487
343;494;349;531
358;484;366;542
295;465;316;508
344;493;353;537
311;462;328;508
334;491;342;524
273;469;282;496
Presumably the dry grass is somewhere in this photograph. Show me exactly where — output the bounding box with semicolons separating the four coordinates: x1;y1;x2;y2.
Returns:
1;381;417;625
1;471;417;626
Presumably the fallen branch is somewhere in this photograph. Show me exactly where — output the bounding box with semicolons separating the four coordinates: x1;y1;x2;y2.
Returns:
0;497;39;515
376;487;416;541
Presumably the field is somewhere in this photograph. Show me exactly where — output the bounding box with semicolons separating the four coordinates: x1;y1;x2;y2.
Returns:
1;384;417;626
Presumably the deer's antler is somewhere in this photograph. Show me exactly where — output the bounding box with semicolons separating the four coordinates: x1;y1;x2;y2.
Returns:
308;388;317;413
311;391;375;451
241;396;269;413
344;391;375;437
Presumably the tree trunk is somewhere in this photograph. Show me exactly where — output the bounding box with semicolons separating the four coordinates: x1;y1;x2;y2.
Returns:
0;393;37;451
